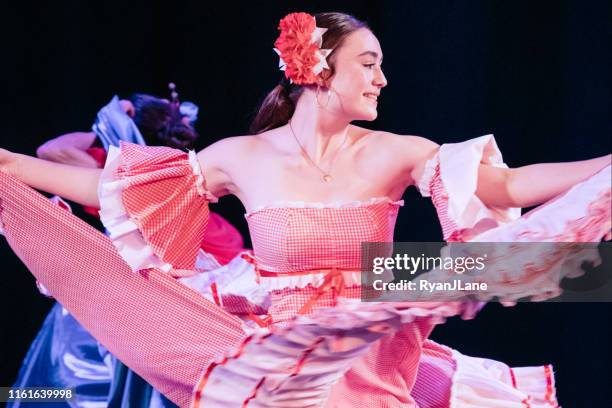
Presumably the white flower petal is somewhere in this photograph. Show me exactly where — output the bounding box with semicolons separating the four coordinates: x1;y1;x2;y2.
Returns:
312;49;331;74
311;26;328;47
273;48;286;70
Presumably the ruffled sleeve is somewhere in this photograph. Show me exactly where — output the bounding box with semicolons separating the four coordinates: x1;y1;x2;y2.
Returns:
98;142;218;277
417;134;521;241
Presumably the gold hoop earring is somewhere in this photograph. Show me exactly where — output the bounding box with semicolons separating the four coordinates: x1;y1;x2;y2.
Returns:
316;85;331;108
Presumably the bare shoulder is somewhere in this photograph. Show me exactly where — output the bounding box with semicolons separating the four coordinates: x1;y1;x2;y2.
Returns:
199;134;258;154
350;128;440;187
197;135;259;166
198;127;286;155
352;127;438;161
380;132;438;155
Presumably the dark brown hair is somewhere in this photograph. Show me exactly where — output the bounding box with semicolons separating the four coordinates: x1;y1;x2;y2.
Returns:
129;93;199;149
249;12;369;134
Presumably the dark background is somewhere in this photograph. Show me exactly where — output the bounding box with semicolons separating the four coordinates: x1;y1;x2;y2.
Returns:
1;1;610;406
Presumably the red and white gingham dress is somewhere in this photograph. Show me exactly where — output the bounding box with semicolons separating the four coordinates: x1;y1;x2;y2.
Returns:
1;137;609;407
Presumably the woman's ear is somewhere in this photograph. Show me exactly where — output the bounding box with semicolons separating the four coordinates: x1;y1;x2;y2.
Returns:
318;69;332;88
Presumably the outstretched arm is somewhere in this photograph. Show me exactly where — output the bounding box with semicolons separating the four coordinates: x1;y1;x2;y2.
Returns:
35;99;135;168
0;135;246;209
476;154;611;208
0;148;101;207
398;134;610;208
36;131;99;168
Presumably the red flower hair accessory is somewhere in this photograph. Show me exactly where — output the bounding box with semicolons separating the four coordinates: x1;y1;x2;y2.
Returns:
273;12;332;85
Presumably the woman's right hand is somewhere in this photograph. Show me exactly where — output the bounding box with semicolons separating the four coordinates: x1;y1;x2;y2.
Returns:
0;148;17;175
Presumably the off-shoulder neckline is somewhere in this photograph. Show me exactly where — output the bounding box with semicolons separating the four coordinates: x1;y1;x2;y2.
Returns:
244;196;404;218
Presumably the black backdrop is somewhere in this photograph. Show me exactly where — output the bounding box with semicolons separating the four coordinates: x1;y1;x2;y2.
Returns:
1;1;610;406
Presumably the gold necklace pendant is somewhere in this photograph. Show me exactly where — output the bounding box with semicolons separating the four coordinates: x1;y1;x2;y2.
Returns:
288;121;347;184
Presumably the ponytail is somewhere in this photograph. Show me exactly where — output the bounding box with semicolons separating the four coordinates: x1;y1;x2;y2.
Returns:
250;79;302;134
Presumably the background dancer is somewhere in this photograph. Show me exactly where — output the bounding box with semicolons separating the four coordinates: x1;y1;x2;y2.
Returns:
9;88;245;408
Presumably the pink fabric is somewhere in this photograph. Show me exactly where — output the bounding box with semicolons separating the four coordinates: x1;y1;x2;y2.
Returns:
266;285;363;324
326;320;435;407
82;146;108;216
428;163;461;241
3;141;609;407
87;144;245;266
202;212;245;265
97;142;607;407
246;199;401;273
0;173;475;407
116;142;211;271
191;300;479;407
0;173;245;407
412;340;457;407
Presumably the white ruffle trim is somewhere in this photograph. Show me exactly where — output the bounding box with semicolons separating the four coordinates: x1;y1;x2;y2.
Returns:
431;135;522;234
196;260;389;304
256;267;396;291
450;350;559;407
188;150;218;203
36;281;53;298
417;153;439;197
260;270;361;291
442;135;521;230
245;196;404;217
98;146;195;276
179;252;270;309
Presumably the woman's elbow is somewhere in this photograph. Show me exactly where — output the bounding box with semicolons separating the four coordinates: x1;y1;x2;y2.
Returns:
503;168;524;208
477;166;520;208
36;143;58;161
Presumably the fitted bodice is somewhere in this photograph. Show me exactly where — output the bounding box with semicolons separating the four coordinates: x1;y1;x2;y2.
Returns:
245;197;403;274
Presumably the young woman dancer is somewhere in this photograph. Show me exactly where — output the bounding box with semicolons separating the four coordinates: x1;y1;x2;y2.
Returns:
1;12;609;407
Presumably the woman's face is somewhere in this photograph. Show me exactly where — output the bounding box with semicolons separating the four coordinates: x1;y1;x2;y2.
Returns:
325;28;387;121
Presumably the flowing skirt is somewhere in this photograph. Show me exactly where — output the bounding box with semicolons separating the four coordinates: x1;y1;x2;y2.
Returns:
1;169;609;407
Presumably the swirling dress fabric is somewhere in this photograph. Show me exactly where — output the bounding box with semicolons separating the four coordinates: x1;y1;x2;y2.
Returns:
9;97;244;408
1;137;609;407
